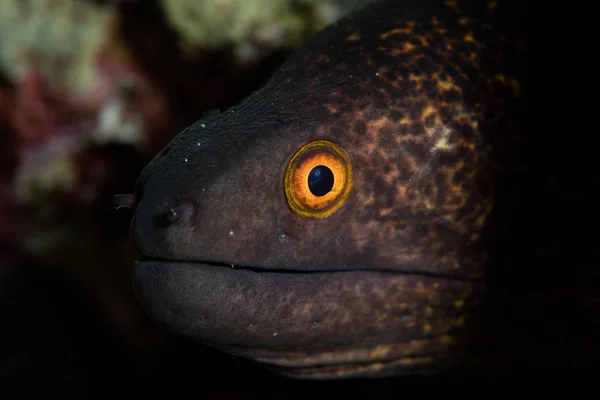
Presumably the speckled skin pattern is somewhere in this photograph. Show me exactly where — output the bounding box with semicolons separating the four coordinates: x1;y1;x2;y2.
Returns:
128;0;598;378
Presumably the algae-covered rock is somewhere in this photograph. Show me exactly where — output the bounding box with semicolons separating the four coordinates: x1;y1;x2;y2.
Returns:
160;0;371;59
0;0;112;95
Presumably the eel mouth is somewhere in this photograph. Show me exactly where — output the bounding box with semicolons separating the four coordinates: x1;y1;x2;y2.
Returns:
133;258;477;378
137;255;241;270
136;255;478;280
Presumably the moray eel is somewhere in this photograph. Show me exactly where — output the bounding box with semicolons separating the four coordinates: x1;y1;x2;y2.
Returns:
116;0;598;378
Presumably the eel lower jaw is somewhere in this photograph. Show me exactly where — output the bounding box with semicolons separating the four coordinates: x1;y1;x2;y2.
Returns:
133;259;477;379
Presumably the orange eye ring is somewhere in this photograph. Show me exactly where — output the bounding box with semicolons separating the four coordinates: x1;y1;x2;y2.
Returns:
284;140;352;218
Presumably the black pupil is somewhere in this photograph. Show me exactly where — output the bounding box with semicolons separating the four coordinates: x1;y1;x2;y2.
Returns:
307;165;334;196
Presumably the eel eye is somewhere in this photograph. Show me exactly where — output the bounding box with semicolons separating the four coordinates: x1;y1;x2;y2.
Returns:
284;140;352;218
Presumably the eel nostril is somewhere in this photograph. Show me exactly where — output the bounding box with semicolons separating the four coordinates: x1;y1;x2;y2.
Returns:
113;194;136;209
166;208;181;222
156;202;195;228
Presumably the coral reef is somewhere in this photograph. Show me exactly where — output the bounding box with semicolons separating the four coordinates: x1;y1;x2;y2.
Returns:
0;2;171;202
161;0;371;62
0;0;112;96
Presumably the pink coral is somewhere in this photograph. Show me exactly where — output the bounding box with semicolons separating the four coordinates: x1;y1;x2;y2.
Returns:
0;13;175;268
10;22;173;200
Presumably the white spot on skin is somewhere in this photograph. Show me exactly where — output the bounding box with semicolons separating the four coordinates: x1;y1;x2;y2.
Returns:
184;158;188;162
200;123;206;128
228;230;234;237
197;142;201;146
272;332;278;336
431;126;454;151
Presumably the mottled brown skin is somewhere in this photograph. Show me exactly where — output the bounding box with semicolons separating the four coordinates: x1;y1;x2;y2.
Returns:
125;0;598;378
